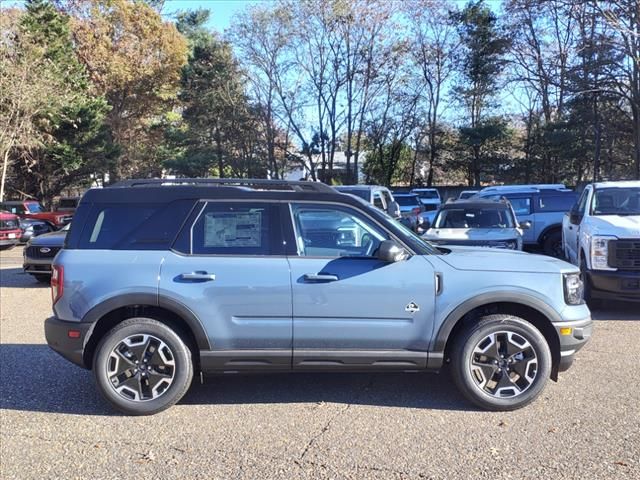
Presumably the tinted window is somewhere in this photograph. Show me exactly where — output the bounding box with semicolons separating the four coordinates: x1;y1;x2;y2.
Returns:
190;202;279;255
335;188;369;201
537;194;576;212
395;195;420;207
576;188;590;214
592;187;640;215
1;203;25;214
78;200;195;250
25;202;44;213
291;204;388;257
414;190;439;199
373;192;385;209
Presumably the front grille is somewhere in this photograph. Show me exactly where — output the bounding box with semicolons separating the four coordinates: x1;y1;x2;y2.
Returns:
26;245;61;259
0;219;19;230
609;239;640;270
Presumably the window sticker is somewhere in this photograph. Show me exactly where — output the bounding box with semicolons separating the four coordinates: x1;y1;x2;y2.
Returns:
203;211;262;247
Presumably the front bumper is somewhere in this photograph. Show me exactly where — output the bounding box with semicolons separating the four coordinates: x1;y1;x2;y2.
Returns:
552;316;593;372
45;316;92;369
23;255;53;274
587;269;640;303
0;238;19;246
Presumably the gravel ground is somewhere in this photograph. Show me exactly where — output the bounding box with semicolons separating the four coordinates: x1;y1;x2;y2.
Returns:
1;245;639;479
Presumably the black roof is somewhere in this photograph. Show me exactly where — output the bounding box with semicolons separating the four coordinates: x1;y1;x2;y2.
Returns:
440;199;510;210
81;178;360;206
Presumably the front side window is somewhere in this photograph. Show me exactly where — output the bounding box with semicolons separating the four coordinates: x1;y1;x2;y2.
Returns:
373;192;385;210
291;204;388;258
190;202;279;255
507;197;532;216
591;187;640;215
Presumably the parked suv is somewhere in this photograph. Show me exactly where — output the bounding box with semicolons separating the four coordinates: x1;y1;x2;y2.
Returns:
0;200;73;229
46;179;592;415
562;181;640;304
475;186;577;257
423;199;525;250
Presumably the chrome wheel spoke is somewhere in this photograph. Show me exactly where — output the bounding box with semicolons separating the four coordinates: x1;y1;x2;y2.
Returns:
106;333;176;402
470;330;538;399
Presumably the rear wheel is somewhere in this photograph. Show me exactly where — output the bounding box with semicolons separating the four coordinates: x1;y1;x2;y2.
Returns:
93;318;193;415
543;231;563;258
450;314;551;411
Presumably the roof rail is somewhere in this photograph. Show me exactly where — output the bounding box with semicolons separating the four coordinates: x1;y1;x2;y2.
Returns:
108;178;336;193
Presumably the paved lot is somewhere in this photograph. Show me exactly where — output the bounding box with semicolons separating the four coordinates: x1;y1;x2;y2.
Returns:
1;245;639;479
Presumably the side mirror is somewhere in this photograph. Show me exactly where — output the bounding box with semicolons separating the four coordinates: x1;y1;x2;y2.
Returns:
387;201;401;218
377;240;408;263
519;220;532;230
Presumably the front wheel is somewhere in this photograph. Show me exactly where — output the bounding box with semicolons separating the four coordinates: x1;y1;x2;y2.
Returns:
450;314;551;411
543;231;563;258
32;274;50;284
93;318;193;415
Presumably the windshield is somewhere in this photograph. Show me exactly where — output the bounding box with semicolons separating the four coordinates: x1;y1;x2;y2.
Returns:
395;195;420;207
414;190;439;199
25;202;44;213
434;207;515;228
335;188;369;201
592;187;640;215
459;191;478;200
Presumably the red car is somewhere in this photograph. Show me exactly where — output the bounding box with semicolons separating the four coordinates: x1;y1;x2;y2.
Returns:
0;211;22;249
0;200;73;229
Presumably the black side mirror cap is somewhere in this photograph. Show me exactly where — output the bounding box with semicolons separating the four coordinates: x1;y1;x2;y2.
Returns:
377;240;408;263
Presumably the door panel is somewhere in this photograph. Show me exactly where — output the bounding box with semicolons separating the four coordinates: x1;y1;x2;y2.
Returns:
288;255;436;367
160;254;292;352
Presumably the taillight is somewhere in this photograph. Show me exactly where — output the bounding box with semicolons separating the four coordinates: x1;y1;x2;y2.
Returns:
412;207;422;215
51;265;64;304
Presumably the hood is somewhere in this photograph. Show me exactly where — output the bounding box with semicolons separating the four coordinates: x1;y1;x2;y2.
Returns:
424;228;519;241
439;246;577;274
28;230;67;247
588;215;640;237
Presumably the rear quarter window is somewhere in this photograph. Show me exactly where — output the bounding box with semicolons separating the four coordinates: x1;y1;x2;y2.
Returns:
537;194;578;212
76;200;195;250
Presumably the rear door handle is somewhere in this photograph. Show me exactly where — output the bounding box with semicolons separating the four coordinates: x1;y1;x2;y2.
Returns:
180;272;216;281
303;273;339;283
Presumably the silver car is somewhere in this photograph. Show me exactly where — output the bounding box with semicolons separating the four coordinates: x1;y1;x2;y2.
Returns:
424;199;526;250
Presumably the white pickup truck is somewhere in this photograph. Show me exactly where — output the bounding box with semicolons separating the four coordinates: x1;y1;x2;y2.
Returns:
562;181;640;304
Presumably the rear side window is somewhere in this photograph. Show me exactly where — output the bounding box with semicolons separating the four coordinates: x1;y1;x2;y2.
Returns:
184;202;283;256
537;194;576;212
77;200;195;250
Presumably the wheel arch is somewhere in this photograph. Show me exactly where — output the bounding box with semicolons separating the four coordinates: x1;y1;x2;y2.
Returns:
81;293;210;369
537;223;562;245
432;294;562;380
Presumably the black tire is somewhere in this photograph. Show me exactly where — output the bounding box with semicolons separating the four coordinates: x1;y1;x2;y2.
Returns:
580;257;601;309
542;230;563;258
450;314;551;411
93;317;193;415
33;274;50;284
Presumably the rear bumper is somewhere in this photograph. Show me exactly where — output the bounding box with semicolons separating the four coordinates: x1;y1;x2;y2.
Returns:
552;316;593;372
44;316;92;369
587;270;640;303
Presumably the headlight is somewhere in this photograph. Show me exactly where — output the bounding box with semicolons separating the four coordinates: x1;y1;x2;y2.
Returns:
563;273;584;305
590;235;616;271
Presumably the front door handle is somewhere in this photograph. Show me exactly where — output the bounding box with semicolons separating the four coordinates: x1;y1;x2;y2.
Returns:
303;273;339;283
180;272;216;281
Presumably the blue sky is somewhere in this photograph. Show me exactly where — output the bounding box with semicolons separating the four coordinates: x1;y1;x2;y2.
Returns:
3;1;504;32
161;0;263;32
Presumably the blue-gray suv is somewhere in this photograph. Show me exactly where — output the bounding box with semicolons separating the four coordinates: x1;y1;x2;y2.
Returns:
45;179;592;415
